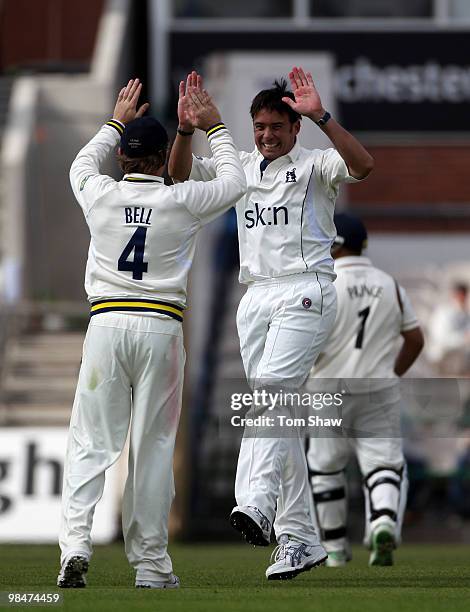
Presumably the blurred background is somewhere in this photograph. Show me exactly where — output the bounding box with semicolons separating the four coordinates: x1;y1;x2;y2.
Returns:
0;0;469;548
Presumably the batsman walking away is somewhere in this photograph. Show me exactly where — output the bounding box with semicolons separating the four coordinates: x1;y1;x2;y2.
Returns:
305;212;424;568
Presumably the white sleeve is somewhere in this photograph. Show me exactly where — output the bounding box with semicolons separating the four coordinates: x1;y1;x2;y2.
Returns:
318;148;362;199
190;149;251;182
189;154;217;181
398;285;419;332
171;124;247;225
69;120;121;216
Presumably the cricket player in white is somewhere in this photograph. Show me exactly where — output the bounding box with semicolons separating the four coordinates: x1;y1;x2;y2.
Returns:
169;68;374;578
305;213;424;566
58;79;246;588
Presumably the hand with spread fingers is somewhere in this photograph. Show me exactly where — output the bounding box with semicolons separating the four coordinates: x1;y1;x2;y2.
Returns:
186;84;221;132
282;66;325;123
113;78;150;125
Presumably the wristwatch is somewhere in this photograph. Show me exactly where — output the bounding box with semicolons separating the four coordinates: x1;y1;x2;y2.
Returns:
316;111;331;127
177;127;195;136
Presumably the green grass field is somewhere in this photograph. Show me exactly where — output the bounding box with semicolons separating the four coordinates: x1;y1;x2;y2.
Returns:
0;543;468;612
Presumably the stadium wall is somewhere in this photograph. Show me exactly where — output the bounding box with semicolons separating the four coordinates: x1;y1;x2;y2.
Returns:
0;0;105;71
349;145;470;205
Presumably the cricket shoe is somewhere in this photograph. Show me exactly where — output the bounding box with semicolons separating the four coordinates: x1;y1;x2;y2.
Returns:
230;505;271;546
57;554;89;588
266;536;327;580
369;522;396;566
135;574;180;589
325;546;352;568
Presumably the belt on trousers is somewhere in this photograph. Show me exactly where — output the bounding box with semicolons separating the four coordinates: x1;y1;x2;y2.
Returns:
90;299;184;322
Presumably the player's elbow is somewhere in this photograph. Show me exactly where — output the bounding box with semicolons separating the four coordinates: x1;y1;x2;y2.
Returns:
69;159;80;187
169;174;185;184
168;169;187;183
403;327;425;357
233;174;247;200
168;162;180;182
353;153;374;180
168;158;191;183
223;172;246;200
363;153;375;176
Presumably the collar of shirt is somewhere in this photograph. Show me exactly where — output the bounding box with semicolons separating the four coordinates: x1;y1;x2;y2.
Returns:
122;173;164;183
253;139;301;165
334;255;372;269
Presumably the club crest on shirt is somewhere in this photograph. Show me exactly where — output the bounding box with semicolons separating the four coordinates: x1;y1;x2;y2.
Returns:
302;297;312;309
285;168;297;183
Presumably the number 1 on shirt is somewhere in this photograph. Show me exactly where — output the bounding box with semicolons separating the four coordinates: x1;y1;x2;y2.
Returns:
356;306;370;349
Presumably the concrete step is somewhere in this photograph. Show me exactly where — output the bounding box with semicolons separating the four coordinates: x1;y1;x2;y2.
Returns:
0;403;71;426
0;331;84;426
8;363;80;377
3;391;76;407
6;334;83;364
8;350;82;365
12;333;85;355
3;375;78;393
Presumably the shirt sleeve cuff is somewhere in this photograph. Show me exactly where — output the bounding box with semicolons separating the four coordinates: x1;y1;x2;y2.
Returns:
206;122;227;138
106;119;125;136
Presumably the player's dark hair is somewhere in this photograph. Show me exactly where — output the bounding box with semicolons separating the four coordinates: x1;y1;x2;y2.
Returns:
333;243;363;258
349;246;363;256
250;79;301;124
453;282;468;295
117;148;167;175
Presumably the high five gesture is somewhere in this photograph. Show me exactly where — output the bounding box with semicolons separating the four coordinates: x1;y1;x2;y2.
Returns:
282;65;374;179
177;70;221;133
113;78;149;125
282;66;325;122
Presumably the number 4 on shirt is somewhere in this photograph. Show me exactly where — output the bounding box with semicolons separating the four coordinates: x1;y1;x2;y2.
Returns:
118;227;148;280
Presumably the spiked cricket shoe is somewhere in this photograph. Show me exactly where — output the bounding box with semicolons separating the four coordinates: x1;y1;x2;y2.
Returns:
369;523;396;566
230;505;271;546
57;554;89;588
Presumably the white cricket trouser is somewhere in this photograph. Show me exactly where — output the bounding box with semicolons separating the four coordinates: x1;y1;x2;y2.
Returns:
306;386;408;551
235;272;337;544
59;312;184;581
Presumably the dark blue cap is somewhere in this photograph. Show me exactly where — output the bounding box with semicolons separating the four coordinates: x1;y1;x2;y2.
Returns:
120;117;168;158
334;212;368;253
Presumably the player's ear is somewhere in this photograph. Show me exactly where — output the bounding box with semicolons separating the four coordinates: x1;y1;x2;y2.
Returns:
293;120;301;136
117;147;122;155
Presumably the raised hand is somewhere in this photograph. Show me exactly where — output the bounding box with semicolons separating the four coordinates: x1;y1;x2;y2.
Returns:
186;85;221;132
282;66;325;122
177;71;203;132
113;78;149;125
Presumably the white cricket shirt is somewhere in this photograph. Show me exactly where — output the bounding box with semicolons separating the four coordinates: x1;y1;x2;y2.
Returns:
310;256;419;391
70;122;246;310
190;141;359;284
